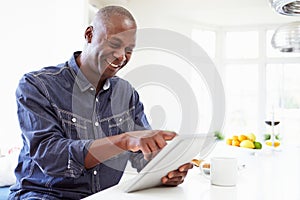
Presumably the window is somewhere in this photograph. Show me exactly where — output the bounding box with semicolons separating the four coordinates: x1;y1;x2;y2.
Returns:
224;64;259;134
220;28;300;145
225;31;259;59
191;29;216;59
222;31;260;136
266;64;300;143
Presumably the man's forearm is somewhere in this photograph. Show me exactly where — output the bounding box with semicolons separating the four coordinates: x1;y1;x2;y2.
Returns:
84;134;128;169
85;130;176;169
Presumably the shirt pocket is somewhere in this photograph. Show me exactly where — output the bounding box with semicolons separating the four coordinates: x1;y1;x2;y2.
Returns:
61;111;90;140
107;109;135;136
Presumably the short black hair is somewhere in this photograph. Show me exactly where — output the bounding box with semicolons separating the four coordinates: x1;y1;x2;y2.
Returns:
98;5;135;22
91;5;137;33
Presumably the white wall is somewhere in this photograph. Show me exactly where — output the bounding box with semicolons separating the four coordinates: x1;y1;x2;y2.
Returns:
0;1;203;152
0;0;88;153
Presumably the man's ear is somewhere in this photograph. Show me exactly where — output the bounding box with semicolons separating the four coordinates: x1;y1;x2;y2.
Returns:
85;26;93;43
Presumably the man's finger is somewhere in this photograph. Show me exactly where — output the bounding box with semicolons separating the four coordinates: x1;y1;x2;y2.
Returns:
155;134;168;149
168;176;184;183
168;171;187;179
147;140;160;159
161;176;184;186
166;179;184;186
140;145;152;161
161;176;168;184
179;163;194;172
161;131;177;140
147;139;160;152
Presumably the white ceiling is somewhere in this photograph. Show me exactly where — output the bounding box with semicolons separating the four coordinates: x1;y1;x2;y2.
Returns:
89;0;300;27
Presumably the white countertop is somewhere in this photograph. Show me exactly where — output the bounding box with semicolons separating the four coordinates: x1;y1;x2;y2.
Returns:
83;143;300;200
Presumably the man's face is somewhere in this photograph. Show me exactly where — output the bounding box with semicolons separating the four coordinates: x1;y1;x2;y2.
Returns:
88;15;137;80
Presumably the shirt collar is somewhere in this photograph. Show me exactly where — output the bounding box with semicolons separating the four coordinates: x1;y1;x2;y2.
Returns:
68;51;111;92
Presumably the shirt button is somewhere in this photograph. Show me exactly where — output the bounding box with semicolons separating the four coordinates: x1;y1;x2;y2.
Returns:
93;170;97;175
95;98;99;102
71;117;77;123
90;87;95;91
94;121;99;126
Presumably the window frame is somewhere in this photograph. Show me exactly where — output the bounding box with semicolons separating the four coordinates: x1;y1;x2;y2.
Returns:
192;24;300;141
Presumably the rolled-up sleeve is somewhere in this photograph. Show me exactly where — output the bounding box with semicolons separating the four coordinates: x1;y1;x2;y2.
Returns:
16;74;92;178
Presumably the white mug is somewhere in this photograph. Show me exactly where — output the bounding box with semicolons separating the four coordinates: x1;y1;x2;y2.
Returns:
200;157;238;186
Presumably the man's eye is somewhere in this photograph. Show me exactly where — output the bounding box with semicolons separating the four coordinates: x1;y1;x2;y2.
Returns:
109;42;121;48
125;47;133;54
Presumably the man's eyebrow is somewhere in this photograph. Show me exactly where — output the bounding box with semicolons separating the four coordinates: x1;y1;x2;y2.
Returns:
108;37;135;48
108;37;122;43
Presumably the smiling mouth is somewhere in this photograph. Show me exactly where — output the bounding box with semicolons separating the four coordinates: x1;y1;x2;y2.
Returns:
105;59;125;69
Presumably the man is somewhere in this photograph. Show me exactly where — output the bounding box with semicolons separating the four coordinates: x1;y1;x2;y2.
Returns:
9;6;193;199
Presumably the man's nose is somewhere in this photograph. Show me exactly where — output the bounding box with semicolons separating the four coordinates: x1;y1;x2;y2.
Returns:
113;51;126;62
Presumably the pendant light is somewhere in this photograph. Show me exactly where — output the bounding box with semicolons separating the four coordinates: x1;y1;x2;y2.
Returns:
271;21;300;52
270;0;300;16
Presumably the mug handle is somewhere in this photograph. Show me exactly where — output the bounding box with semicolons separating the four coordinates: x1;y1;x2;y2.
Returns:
199;162;211;179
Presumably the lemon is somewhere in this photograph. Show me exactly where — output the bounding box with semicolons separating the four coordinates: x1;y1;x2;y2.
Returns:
265;140;272;146
232;139;240;147
240;140;255;149
247;133;256;142
238;134;248;142
232;135;239;141
226;138;233;145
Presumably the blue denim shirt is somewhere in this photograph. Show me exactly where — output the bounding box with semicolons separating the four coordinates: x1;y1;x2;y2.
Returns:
9;52;151;200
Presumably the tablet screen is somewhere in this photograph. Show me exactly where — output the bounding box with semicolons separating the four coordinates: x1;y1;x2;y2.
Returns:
121;133;217;192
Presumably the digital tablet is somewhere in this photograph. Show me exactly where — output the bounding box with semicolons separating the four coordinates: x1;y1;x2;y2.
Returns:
121;133;217;193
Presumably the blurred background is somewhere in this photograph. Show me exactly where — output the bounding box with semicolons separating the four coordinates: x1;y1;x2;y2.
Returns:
1;0;300;154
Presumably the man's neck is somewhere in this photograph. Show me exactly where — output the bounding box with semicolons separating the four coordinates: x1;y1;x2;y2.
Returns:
76;53;106;91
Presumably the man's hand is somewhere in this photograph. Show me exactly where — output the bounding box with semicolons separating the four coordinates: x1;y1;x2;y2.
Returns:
85;130;176;169
125;130;177;160
161;163;194;186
